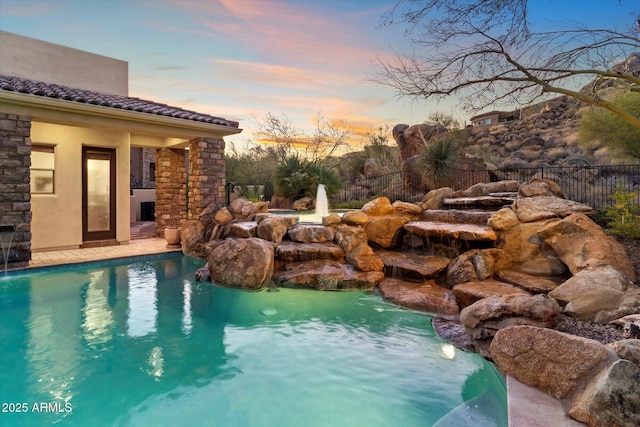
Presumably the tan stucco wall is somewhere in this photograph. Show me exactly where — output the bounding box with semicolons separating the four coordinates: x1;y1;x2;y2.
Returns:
30;123;131;251
0;31;128;96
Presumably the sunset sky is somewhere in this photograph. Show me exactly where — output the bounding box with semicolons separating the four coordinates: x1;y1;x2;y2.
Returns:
1;0;637;151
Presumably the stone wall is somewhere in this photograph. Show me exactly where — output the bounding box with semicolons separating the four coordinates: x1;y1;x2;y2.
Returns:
142;148;156;189
0;113;32;266
154;147;187;236
188;137;225;220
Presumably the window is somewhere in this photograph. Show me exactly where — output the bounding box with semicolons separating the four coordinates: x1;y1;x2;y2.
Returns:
149;162;156;182
31;145;55;194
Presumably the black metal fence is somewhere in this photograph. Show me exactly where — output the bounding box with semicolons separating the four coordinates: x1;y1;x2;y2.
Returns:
335;164;640;210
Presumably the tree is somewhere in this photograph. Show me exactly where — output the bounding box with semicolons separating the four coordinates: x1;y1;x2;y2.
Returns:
426;111;462;131
253;112;352;168
375;0;640;128
579;92;640;159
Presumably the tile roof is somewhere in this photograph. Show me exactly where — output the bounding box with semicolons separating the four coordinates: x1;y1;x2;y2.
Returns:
0;74;239;128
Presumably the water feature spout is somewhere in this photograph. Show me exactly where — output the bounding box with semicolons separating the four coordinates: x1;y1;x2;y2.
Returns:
0;224;16;275
315;184;328;218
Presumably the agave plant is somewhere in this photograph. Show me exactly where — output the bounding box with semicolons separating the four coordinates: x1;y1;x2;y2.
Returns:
417;137;461;189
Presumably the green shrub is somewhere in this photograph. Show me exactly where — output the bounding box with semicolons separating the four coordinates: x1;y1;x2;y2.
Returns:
274;156;343;200
602;185;640;239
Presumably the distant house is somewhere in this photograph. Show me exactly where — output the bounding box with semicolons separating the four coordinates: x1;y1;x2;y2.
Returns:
0;31;241;267
469;110;517;127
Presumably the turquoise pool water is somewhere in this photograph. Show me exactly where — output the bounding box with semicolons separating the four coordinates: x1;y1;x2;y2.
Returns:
0;254;506;426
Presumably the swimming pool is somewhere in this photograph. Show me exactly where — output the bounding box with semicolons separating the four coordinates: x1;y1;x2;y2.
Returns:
0;253;506;426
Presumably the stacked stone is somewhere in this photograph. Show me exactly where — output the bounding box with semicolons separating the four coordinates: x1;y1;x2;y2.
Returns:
0;113;32;266
188;138;225;220
154;147;187;235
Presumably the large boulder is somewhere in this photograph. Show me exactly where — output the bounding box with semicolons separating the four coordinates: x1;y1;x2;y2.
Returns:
489;326;611;399
227;221;257;238
334;224;383;272
487;207;520;231
207;237;275;290
362;197;395;216
420;187;453;210
495;270;560;293
549;266;640;323
293;196;314;211
568;359;640;427
536;213;636;281
460;294;560;357
341;210;369;226
496;219;567;276
207;237;274;290
181;220;206;257
273;261;384;290
287;224;335;243
257;216;296;243
452;280;531;307
446;249;513;287
365;216;409;248
518;178;565;198
514;196;595;223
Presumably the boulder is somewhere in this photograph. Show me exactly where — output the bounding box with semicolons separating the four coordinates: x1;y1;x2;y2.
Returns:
362;197;395;216
375;249;450;279
405;221;497;242
229;197;249;216
607;339;640;366
420;187;453;210
347;246;384;272
391;201;422;219
518;178;565;198
514;196;595;223
214;206;234;225
274;260;384;290
364;158;380;178
365;216;409;248
334;224;368;254
378;278;459;318
341;210;369;226
497;219;567;276
293;196;314;211
181;220;206;257
287;224;335;243
446;249;513;287
257;216;296;243
489;326;611;399
487;208;520;231
207;237;275;290
227;221;257;238
452;280;531;307
275;242;344;263
568;359;640;427
422;209;493;225
495;269;560;293
460;294;560;356
549;266;640;323
199;202;226;230
536;213;636;281
322;214;342;227
455;180;520;197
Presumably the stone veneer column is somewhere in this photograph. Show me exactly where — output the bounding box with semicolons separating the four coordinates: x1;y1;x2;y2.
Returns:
0;113;32;267
188;137;225;220
154;147;187;236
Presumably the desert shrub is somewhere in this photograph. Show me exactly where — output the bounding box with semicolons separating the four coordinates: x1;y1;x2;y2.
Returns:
601;185;640;239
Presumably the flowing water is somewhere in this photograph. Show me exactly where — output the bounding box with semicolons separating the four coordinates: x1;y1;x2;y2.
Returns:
0;254;506;426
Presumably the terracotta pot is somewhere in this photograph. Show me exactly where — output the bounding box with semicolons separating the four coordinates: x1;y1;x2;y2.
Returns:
164;227;181;246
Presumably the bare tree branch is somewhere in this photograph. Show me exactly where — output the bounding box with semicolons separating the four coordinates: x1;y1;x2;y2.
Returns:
373;0;640;127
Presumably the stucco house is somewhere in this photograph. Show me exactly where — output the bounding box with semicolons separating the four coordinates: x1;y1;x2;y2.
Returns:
0;31;241;268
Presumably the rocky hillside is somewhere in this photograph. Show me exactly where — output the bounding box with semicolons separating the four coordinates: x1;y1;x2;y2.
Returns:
463;95;599;169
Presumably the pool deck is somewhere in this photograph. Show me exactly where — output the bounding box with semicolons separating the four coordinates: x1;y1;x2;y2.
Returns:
14;224;586;427
30;237;180;268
